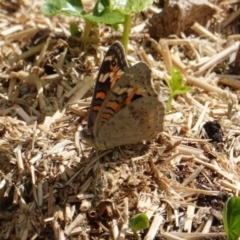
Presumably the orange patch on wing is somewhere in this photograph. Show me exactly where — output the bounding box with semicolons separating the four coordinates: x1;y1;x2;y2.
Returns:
95;91;106;100
124;86;148;105
102;113;113;121
93;105;101;112
125;87;138;105
110;70;124;88
107;101;121;112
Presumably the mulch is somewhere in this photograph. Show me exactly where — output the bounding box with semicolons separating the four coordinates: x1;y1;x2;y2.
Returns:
0;0;240;239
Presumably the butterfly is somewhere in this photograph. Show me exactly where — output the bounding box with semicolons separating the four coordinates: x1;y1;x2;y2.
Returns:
80;41;165;150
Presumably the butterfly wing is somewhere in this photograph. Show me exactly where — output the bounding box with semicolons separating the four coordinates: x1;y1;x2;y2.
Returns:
96;97;164;149
93;62;165;150
87;41;128;129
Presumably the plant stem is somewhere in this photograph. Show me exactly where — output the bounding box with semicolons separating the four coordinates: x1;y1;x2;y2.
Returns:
122;14;131;53
166;94;173;112
133;231;140;240
81;20;92;48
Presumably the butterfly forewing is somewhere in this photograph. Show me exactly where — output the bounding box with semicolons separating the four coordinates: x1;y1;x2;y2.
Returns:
87;42;128;129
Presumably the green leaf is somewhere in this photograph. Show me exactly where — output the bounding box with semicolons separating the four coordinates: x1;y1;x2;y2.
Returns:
165;66;193;111
166;66;193;95
171;66;183;92
69;22;81;37
173;86;193;95
130;213;149;232
112;0;155;14
84;11;125;25
91;0;124;24
41;0;85;17
93;0;110;16
41;0;124;25
223;197;240;240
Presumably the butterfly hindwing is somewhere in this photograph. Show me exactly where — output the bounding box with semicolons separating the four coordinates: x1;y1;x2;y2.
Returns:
96;96;164;149
93;62;164;149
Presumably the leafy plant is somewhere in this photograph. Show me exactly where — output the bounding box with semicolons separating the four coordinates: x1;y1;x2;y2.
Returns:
165;66;193;111
111;0;155;51
41;0;155;50
41;0;123;46
223;197;240;240
130;213;149;240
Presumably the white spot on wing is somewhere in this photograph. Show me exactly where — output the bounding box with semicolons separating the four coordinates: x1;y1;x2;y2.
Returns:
99;73;110;83
113;86;133;95
104;56;113;61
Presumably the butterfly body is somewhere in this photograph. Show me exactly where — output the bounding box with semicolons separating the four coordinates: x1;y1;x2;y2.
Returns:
81;42;165;150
